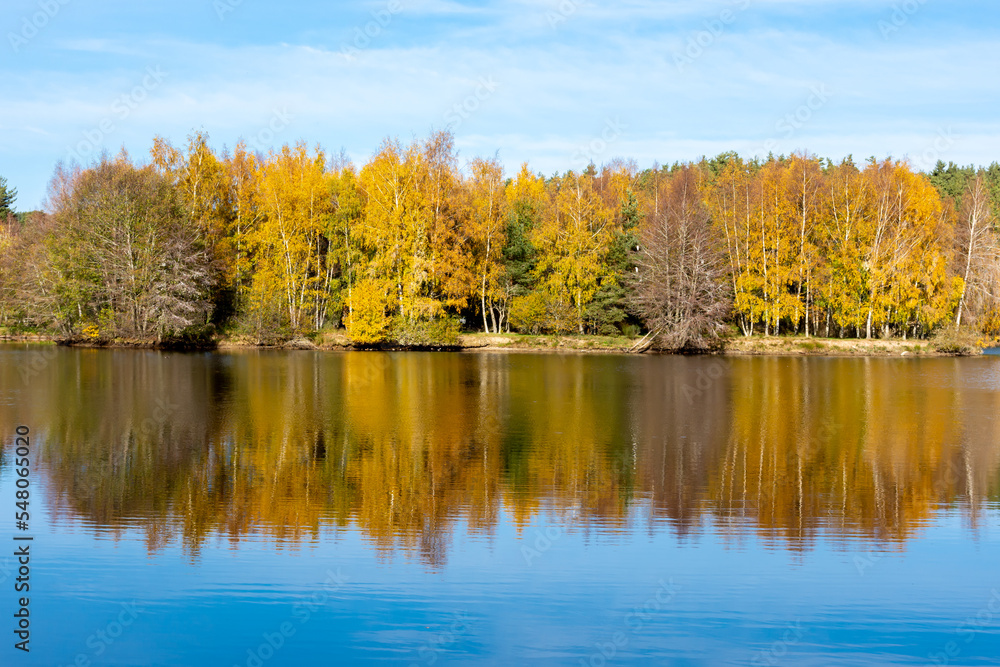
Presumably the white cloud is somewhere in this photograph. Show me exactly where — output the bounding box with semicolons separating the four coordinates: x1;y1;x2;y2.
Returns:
2;0;999;207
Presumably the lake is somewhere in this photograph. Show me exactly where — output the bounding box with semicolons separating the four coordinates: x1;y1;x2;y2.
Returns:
1;347;999;665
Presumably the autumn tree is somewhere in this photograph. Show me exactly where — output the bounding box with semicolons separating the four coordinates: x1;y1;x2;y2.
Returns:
342;134;465;345
0;212;59;330
467;156;508;332
504;164;545;333
861;160;958;338
221;141;262;301
954;174;1000;332
330;162;364;329
631;165;730;349
351;138;424;341
530;170;614;334
152;132;234;321
245;142;339;337
0;211;21;325
9;131;994;344
815;157;870;336
782;154;824;335
419;130;472;312
704;154;759;335
152;132;229;245
753;158;801;335
44;154;212;339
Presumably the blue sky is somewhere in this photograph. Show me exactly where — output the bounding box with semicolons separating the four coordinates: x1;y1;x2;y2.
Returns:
2;0;999;210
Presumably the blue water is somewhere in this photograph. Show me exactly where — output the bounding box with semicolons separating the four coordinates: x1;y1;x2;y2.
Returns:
1;348;999;665
14;491;1000;666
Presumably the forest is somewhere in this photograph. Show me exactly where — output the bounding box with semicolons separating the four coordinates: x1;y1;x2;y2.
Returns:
1;130;999;348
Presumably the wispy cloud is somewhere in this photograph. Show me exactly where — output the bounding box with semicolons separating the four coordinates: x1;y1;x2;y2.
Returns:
1;0;999;208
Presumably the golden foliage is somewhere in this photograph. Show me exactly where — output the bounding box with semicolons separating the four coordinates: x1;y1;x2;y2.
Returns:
344;277;393;344
9;133;991;341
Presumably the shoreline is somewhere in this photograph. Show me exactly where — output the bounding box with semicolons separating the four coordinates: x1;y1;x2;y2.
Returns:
1;332;991;357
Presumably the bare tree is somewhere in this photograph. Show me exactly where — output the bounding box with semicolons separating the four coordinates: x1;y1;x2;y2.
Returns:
954;174;1000;330
0;211;60;330
630;166;730;350
44;155;213;339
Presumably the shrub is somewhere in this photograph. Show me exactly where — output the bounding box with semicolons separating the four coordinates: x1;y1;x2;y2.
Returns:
345;278;393;344
931;325;982;355
509;293;576;334
160;323;217;350
510;293;547;334
391;316;460;347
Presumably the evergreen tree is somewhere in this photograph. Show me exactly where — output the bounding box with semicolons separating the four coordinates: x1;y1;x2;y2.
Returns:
928;161;975;207
0;176;16;218
503;194;539;300
585;189;641;335
982;162;1000;216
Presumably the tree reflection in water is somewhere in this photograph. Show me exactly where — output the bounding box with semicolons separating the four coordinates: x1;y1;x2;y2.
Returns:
2;348;998;568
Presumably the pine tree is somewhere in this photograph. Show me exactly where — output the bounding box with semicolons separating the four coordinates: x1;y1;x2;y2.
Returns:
585;189;641;335
0;176;16;218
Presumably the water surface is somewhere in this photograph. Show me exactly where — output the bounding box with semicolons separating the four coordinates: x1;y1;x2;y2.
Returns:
1;347;999;665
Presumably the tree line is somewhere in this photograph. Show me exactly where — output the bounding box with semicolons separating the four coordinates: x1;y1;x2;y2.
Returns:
1;130;998;346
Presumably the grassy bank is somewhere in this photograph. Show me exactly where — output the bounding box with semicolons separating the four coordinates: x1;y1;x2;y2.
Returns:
722;336;957;357
456;333;638;353
455;334;988;356
220;331;639;354
249;331;987;356
1;328;993;356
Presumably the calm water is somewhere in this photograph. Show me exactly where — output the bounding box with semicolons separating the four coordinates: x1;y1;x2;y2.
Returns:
1;347;999;666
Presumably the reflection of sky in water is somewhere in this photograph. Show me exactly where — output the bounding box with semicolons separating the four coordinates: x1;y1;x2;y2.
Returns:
12;468;1000;666
2;349;1000;665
